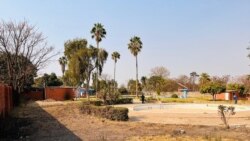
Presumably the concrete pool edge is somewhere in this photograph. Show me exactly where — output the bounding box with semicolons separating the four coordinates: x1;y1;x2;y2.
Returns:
132;103;250;112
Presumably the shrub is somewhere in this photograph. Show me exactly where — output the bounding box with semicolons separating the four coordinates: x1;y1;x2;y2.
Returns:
81;100;103;106
80;104;129;121
146;96;158;102
90;100;103;106
106;107;129;121
106;98;133;105
118;86;128;95
218;105;235;129
171;94;179;98
161;98;194;103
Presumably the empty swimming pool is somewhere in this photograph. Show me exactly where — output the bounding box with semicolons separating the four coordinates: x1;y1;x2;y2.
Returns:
133;103;250;113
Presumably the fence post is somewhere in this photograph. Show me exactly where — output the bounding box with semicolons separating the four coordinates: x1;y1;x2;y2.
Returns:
0;84;13;118
0;85;3;118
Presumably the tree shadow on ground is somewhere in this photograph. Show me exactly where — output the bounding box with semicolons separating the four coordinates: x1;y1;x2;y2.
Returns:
0;102;82;141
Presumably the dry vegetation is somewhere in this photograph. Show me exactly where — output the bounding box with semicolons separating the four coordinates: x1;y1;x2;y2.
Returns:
2;100;250;141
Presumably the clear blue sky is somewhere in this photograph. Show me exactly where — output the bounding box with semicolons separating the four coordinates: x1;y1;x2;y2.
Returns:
1;0;250;85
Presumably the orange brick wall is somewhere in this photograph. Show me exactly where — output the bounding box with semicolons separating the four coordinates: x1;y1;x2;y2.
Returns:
216;93;225;100
216;92;240;100
45;87;76;101
0;84;13;118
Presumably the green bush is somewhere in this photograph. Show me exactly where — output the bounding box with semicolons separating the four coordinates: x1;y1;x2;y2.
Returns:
161;98;194;103
80;104;129;121
171;94;179;98
106;98;133;105
146;96;158;102
90;100;103;106
81;100;103;106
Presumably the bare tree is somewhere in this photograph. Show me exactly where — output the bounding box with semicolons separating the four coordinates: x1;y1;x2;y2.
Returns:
150;66;170;78
218;105;235;129
0;20;55;105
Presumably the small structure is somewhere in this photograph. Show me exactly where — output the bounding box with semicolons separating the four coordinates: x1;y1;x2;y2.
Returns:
216;90;239;101
180;89;189;98
177;83;189;98
77;88;95;97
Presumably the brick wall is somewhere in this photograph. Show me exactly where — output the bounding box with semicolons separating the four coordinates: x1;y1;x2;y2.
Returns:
45;87;76;101
216;92;241;100
0;84;13;118
24;90;44;101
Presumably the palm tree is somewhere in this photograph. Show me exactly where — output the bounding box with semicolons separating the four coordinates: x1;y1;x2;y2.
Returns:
128;36;143;97
97;48;109;76
91;23;106;94
59;56;67;77
199;73;211;86
140;76;147;90
190;71;199;91
111;51;120;92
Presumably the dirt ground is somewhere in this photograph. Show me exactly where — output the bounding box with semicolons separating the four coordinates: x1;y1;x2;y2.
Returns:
1;101;250;141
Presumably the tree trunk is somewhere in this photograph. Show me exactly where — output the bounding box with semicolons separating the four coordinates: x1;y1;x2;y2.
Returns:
136;55;138;97
86;80;90;102
12;88;20;106
96;41;99;98
212;94;217;101
114;61;116;93
86;70;91;102
219;107;230;129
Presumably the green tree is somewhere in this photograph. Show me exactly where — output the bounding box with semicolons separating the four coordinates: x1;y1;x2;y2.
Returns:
147;76;165;95
162;79;178;92
140;76;147;90
199;73;211;86
0;53;36;89
118;85;128;95
99;79;119;104
91;49;109;91
128;36;143;97
236;75;250;94
64;39;88;59
111;51;120;91
63;39;108;100
59;56;67;77
63;39;88;86
33;73;63;87
46;73;63;86
91;23;107;94
127;79;142;95
227;83;245;96
84;47;108;100
200;82;226;100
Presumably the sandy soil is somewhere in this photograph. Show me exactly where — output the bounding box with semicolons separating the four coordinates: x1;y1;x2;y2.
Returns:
2;101;250;141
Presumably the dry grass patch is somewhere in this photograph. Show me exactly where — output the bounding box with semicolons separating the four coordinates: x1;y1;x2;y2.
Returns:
3;101;250;140
127;135;234;141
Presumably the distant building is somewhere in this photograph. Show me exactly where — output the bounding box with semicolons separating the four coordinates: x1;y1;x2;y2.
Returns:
77;88;95;97
177;83;189;98
216;90;250;100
